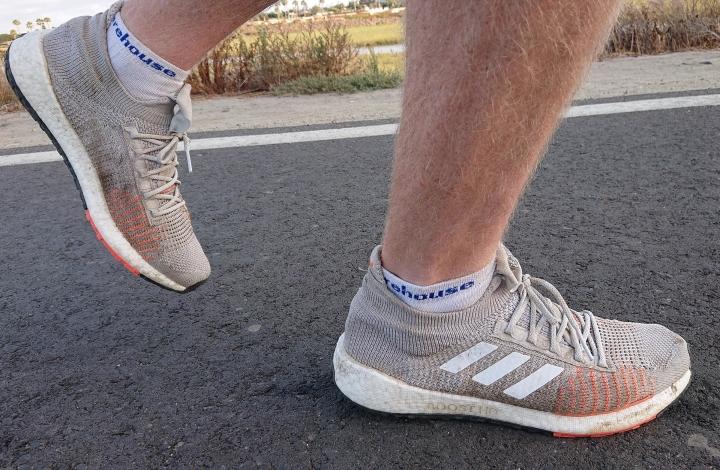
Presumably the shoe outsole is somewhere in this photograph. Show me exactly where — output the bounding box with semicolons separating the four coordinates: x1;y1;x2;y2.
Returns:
4;34;202;293
333;334;691;438
4;37;88;209
349;395;673;439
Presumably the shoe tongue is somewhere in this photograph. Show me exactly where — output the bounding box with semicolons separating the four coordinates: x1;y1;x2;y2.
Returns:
496;245;578;348
153;84;192;182
148;83;192;205
495;244;524;289
133;87;193;216
170;84;193;134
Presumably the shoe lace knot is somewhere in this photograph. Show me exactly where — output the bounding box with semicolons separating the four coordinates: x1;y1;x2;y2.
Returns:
127;84;194;218
130;129;192;217
498;246;608;368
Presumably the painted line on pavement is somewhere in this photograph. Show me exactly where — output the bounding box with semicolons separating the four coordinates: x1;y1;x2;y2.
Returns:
2;93;720;168
565;93;720;117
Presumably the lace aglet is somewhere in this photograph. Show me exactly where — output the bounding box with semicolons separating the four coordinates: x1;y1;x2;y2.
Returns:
184;137;193;173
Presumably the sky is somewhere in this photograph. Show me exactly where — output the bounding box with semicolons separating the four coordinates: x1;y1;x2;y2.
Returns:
2;0;348;34
2;1;115;33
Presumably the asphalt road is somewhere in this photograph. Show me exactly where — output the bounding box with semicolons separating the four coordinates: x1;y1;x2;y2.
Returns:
1;102;719;468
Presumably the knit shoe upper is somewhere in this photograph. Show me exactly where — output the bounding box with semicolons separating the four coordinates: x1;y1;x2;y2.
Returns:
343;245;690;417
38;3;209;289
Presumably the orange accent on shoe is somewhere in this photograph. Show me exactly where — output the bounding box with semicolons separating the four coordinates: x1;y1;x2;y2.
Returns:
552;415;657;438
589;370;599;415
105;189;160;261
560;391;655;417
555;385;565;414
601;373;610;413
567;377;576;413
85;210;140;276
640;368;656;401
577;368;587;415
632;369;640;403
623;368;633;405
638;368;646;389
612;372;622;410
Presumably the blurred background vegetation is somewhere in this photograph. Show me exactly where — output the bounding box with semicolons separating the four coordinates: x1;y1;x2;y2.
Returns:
4;0;720;109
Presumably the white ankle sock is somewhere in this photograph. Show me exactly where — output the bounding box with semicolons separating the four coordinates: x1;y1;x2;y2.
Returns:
382;261;496;313
107;13;188;103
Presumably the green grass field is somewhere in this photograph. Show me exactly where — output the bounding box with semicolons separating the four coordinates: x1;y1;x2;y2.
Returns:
375;53;404;75
240;21;403;48
346;22;403;47
272;68;400;95
272;51;403;95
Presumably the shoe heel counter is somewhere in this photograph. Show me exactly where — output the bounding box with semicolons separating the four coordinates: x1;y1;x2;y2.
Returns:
343;272;454;373
42;12;110;93
343;274;402;371
41;18;88;89
343;275;377;351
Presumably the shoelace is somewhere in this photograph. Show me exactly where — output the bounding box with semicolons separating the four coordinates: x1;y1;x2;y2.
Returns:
129;128;192;217
500;249;608;368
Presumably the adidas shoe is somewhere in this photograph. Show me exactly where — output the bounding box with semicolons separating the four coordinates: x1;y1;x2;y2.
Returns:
4;3;209;291
334;245;691;437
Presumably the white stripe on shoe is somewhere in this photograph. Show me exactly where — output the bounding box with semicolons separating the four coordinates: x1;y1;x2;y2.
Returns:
472;352;530;386
440;342;565;399
503;364;565;399
439;342;497;373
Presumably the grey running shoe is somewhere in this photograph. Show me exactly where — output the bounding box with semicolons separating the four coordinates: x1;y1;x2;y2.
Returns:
4;2;210;291
334;245;691;437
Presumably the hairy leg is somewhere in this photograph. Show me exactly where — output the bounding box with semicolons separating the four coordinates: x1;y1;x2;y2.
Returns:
121;0;276;69
381;0;622;285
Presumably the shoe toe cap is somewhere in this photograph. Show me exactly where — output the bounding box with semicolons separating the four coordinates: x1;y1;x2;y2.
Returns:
645;326;691;391
664;332;691;375
151;235;211;290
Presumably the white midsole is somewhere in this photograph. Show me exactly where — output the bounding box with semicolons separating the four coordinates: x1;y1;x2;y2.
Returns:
8;31;184;291
333;333;691;435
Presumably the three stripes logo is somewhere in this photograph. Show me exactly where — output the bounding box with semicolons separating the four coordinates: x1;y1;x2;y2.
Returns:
439;341;564;399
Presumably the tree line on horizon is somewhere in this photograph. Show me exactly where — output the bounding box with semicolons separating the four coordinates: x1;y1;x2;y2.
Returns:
1;17;52;43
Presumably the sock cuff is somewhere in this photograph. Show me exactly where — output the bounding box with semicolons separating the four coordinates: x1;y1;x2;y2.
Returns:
109;13;189;81
382;261;496;313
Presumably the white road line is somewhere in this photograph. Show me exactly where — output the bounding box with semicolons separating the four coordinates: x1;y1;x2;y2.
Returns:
185;123;399;151
1;150;62;166
2;93;720;168
0;124;399;168
566;93;720;117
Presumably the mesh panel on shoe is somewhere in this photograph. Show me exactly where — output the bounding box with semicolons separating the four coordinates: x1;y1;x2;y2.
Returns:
598;318;676;370
155;207;196;251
